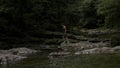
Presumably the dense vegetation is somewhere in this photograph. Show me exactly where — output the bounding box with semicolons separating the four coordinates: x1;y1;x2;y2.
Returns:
0;0;120;48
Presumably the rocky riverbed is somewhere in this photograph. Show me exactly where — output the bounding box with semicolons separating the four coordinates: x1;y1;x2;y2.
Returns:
48;29;120;58
0;48;37;65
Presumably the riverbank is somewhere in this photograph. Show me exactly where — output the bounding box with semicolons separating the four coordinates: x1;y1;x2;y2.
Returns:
0;47;37;65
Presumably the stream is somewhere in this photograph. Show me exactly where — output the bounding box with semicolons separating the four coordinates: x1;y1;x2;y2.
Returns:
0;51;62;68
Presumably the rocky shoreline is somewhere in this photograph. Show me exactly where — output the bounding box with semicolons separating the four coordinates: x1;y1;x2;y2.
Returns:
48;29;120;58
0;48;37;65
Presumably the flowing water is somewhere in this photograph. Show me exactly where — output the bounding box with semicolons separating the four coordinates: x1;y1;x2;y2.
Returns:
1;52;120;68
0;52;51;68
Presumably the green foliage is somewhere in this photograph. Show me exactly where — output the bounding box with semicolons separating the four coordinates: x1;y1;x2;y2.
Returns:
80;0;98;28
97;0;120;28
0;0;84;45
0;0;120;46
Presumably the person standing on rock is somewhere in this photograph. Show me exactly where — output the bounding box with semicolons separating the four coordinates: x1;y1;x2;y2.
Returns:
62;24;69;44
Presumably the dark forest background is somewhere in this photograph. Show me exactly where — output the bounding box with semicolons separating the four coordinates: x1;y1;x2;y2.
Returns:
0;0;120;49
